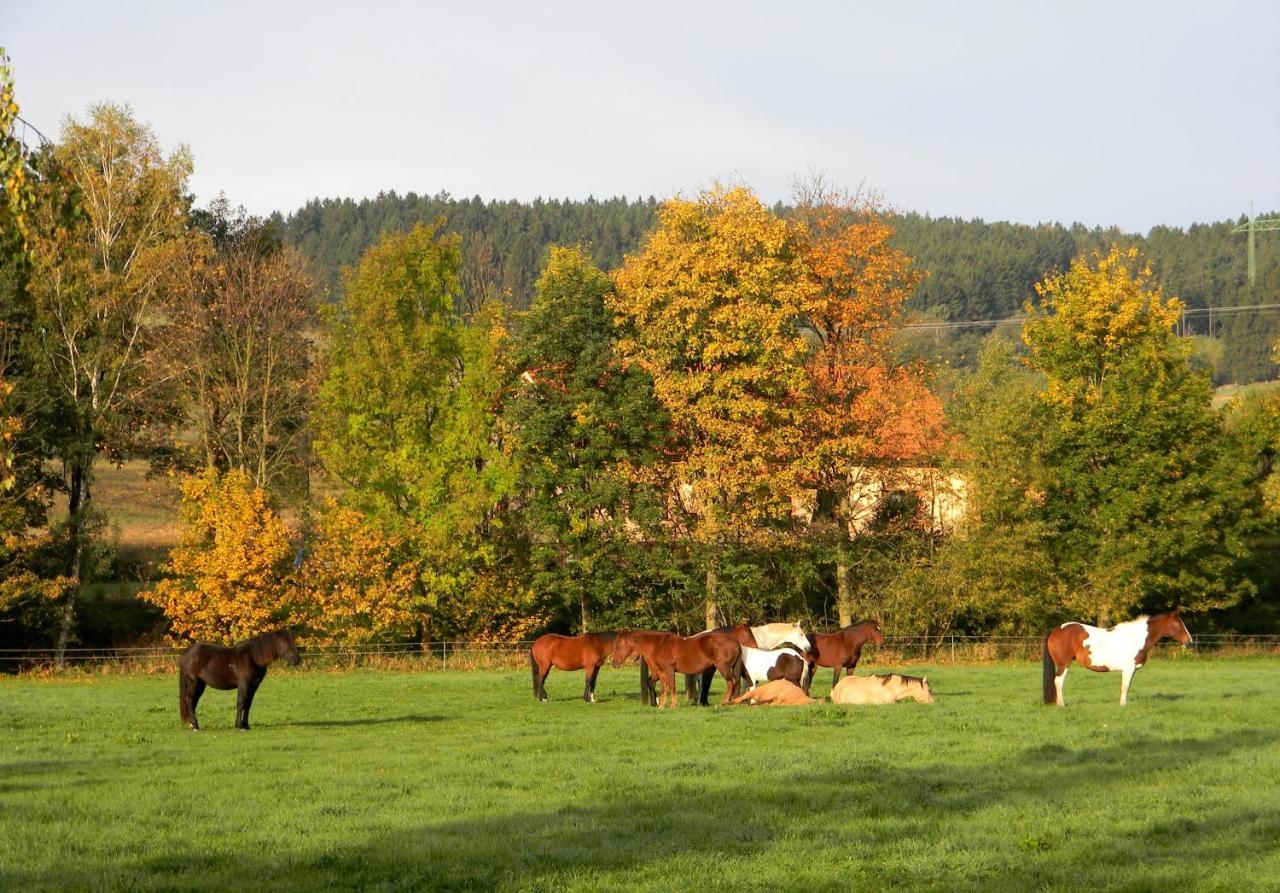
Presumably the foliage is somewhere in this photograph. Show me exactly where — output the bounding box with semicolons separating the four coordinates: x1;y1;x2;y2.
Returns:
22;103;192;652
0;48;33;258
141;468;294;643
289;502;422;645
1023;248;1256;621
507;246;668;630
316;224;520;636
154;199;316;497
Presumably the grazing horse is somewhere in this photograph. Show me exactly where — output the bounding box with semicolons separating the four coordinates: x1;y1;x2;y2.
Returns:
615;630;742;708
682;624;756;704
731;678;816;706
739;644;809;690
529;632;616;702
685;622;812;705
808;620;885;693
830;673;934;705
1042;612;1192;706
178;630;300;731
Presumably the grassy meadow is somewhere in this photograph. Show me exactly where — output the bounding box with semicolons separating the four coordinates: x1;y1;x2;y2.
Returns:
2;657;1280;891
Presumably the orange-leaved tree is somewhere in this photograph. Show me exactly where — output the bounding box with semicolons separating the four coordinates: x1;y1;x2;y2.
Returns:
791;184;947;624
143;468;294;643
288;502;422;645
610;185;814;628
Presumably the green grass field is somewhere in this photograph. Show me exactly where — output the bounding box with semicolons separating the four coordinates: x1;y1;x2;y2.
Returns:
3;658;1279;892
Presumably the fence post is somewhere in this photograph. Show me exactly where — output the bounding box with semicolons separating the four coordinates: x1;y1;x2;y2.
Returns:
443;642;448;671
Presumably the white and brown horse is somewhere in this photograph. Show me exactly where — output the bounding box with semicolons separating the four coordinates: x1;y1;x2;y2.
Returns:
1043;612;1192;706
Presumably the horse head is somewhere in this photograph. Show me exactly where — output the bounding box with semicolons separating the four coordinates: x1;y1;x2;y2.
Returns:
917;676;935;704
1163;612;1192;647
276;630;301;666
864;620;886;646
780;624;811;655
611;630;635;668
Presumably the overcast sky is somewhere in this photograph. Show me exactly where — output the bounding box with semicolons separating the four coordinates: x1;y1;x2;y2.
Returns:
4;1;1277;231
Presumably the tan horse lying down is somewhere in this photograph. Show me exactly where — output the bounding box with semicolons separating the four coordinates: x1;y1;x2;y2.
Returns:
830;673;934;704
730;678;816;706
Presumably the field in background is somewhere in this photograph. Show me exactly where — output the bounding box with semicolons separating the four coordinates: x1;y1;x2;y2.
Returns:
2;659;1279;891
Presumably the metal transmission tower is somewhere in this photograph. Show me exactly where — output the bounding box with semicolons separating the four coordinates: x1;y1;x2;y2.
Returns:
1232;207;1280;288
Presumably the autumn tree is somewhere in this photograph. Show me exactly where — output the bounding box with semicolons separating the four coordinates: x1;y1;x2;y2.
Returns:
156;199;316;497
507;246;668;631
288;501;422;644
790;183;946;625
141;468;294;643
22;104;191;658
316;223;519;637
610;185;813;628
1023;247;1255;622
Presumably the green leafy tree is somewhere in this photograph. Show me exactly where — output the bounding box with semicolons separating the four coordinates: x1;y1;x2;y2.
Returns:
507;246;668;631
1024;247;1255;622
316;223;518;636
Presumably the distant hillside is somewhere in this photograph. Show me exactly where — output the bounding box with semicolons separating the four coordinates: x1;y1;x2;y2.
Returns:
278;194;1280;383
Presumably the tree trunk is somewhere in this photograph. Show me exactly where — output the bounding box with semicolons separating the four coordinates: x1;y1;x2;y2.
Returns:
580;584;590;635
54;462;91;665
704;562;718;631
836;560;853;627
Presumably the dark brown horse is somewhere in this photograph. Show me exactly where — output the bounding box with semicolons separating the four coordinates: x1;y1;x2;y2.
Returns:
808;620;885;693
179;630;300;730
1043;612;1191;706
682;623;757;706
614;630;743;708
529;632;616;702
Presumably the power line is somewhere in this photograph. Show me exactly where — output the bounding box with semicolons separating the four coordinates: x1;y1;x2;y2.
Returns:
902;302;1280;332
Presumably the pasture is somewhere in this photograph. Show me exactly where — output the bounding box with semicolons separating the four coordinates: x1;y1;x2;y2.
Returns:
2;658;1279;891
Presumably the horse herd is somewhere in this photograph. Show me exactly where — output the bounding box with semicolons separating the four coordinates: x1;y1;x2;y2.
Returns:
172;611;1194;729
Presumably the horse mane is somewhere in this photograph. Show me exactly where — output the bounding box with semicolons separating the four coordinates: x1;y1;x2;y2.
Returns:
879;673;926;688
244;631;280;663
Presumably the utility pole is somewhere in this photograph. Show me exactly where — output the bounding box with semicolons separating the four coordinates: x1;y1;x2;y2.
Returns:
1233;204;1280;289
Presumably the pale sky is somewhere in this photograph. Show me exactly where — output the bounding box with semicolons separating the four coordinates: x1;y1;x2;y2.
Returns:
4;1;1277;231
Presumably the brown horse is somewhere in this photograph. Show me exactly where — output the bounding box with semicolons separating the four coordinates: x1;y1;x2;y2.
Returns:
683;623;757;706
731;678;816;706
614;630;743;708
1043;612;1191;706
178;630;300;731
529;632;616;702
808;620;885;693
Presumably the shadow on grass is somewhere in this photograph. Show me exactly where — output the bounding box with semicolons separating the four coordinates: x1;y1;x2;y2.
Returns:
5;726;1277;891
283;714;447;729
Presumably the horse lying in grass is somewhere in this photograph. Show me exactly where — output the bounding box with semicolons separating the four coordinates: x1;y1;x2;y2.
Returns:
529;632;616;702
730;678;816;706
1042;612;1191;706
830;673;934;705
616;629;742;708
807;620;884;693
179;630;300;731
685;622;812;705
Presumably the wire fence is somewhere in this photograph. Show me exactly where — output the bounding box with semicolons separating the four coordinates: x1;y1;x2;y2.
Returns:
4;634;1279;675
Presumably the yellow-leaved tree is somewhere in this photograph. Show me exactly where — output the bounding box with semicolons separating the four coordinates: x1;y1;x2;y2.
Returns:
610;185;814;628
143;468;294;643
288;502;422;645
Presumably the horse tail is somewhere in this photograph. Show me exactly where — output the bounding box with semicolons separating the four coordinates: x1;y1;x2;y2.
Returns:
1042;634;1056;705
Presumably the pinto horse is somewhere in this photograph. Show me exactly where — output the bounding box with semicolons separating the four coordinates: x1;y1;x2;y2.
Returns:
808;620;885;693
178;630;300;731
529;632;616;702
615;630;742;708
1042;612;1192;706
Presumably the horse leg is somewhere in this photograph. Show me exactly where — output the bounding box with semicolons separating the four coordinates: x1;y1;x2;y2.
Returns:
187;678;206;730
1054;666;1068;707
241;678;263;730
536;662;552;702
699;667;715;706
236;679;253;730
833;665;841;690
684;674;699;703
1119;667;1135;706
584;663;602;703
